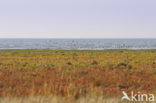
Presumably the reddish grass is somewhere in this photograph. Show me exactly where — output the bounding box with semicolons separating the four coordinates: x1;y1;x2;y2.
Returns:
0;50;155;100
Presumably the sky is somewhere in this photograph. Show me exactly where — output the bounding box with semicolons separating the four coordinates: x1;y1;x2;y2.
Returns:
0;0;156;38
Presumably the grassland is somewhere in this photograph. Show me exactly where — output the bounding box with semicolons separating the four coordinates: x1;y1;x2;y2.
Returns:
0;49;156;103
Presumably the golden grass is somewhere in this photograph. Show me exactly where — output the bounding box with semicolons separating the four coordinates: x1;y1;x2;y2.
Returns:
0;96;123;103
0;49;156;102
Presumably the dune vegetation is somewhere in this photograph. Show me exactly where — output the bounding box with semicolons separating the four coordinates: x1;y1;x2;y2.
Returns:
0;49;156;103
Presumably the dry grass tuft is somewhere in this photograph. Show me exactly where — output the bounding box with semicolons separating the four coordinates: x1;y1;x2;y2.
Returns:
0;96;123;103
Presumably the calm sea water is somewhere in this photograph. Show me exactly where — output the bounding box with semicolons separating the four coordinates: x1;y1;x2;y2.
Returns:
0;39;156;50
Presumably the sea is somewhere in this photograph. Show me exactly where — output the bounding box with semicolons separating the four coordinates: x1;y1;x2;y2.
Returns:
0;38;156;50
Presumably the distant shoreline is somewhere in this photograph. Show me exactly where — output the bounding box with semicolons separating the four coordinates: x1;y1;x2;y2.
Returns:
0;49;156;51
0;39;156;49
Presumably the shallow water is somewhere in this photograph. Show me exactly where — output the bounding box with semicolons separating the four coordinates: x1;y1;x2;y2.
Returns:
0;39;156;49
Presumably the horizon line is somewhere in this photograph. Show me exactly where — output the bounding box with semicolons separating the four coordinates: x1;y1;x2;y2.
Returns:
0;37;156;39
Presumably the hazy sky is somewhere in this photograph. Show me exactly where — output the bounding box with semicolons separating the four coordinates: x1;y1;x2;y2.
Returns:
0;0;156;38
